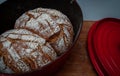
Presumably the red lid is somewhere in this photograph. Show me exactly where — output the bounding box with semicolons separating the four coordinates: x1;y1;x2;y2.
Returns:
88;18;120;76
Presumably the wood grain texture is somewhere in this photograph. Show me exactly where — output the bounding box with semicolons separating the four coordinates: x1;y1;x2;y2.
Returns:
54;21;97;76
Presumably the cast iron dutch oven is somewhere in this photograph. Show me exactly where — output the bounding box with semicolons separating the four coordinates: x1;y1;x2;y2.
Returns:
0;0;83;76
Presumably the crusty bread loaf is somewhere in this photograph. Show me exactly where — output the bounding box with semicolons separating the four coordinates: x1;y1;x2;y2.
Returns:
0;29;57;74
15;8;74;55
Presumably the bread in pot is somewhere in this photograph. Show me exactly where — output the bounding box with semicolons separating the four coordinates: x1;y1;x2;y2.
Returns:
0;29;57;74
15;8;74;55
0;7;74;74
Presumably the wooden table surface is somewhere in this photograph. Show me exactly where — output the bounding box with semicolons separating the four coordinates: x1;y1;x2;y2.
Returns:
55;21;98;76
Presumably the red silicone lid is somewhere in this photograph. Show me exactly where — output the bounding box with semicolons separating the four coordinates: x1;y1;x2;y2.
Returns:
88;18;120;76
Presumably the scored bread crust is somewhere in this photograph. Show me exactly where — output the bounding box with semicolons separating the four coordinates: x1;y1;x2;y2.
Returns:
15;8;74;55
0;8;74;74
0;29;57;73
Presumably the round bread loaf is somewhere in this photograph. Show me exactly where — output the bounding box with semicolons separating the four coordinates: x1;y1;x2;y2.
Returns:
0;29;57;74
15;8;74;55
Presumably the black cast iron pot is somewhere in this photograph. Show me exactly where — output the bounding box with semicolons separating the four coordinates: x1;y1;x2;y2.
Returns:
0;0;83;76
